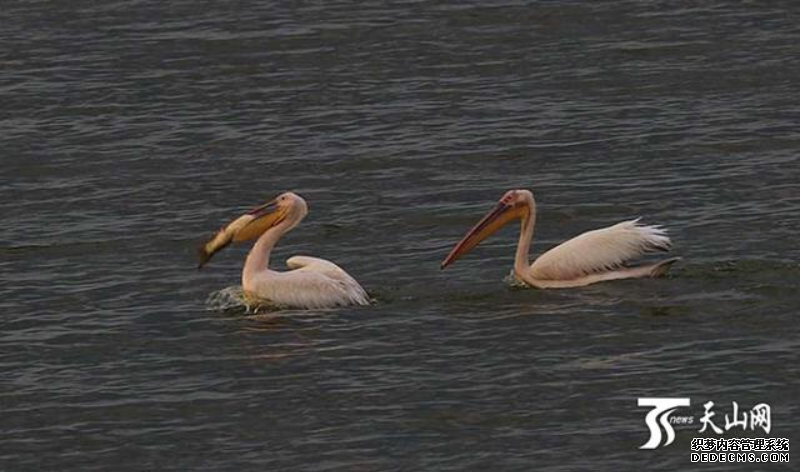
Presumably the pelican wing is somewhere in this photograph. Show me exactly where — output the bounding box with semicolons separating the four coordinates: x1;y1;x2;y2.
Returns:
259;256;371;308
529;219;671;280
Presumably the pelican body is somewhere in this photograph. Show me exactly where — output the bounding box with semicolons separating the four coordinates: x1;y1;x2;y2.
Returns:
441;190;679;288
198;192;369;309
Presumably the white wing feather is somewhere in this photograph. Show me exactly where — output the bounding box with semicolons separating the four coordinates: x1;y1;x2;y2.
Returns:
247;256;369;309
529;219;671;280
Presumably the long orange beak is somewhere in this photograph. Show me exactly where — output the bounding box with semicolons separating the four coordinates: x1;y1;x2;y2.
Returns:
197;198;286;269
441;200;526;269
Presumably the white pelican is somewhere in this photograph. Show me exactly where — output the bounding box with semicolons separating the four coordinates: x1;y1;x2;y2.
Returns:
198;192;369;309
441;189;679;288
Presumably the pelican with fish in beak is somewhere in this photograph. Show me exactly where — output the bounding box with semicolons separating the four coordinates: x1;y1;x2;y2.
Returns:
441;189;679;288
198;192;369;309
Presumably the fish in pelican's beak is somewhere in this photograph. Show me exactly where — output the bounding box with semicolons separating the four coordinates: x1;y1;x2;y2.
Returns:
441;191;529;269
197;197;287;269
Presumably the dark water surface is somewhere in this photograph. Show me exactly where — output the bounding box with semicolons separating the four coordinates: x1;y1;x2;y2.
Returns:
2;1;799;470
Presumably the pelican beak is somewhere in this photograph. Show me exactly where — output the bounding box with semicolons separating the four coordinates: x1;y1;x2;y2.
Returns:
440;199;526;269
197;198;286;269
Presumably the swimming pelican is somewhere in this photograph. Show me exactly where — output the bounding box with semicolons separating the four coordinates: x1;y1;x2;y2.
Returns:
198;192;369;308
441;189;679;288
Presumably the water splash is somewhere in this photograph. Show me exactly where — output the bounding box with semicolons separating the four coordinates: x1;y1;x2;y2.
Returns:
503;270;529;289
205;286;281;315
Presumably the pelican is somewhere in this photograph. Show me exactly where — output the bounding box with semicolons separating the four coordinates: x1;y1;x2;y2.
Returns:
441;189;679;288
198;192;369;309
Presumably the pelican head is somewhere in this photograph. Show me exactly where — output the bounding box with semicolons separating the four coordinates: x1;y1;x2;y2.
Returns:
441;189;534;269
198;191;308;268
